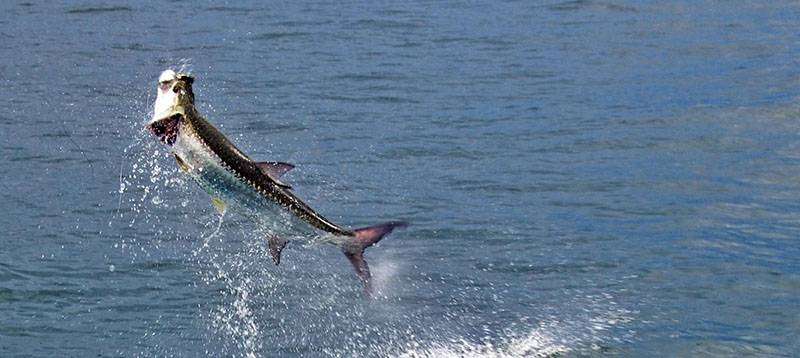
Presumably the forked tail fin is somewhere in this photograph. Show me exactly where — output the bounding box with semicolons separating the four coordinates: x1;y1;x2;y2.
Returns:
343;221;408;297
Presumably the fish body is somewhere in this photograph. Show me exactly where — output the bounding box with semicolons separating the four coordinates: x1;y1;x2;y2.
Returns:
172;107;348;240
147;70;406;294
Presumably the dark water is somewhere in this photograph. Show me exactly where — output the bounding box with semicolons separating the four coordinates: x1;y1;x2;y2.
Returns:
2;1;800;356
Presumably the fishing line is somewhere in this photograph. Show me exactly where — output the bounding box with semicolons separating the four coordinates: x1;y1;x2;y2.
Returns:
197;211;226;255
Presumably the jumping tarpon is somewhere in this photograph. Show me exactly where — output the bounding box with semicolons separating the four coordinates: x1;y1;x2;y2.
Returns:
146;69;406;294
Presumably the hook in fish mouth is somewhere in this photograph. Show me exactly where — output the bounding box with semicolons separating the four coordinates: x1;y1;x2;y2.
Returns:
147;114;181;146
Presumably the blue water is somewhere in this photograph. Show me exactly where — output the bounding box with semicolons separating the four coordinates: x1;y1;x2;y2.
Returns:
2;1;800;356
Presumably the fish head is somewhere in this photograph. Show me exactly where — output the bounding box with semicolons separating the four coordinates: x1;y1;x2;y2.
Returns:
153;69;195;119
147;69;195;145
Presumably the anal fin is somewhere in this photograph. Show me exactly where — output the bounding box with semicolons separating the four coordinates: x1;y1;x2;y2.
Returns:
268;236;288;265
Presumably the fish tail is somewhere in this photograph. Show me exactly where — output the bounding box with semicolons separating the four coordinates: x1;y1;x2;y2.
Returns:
342;221;408;297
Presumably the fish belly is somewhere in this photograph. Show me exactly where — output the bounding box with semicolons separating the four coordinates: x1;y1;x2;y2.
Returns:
173;133;319;241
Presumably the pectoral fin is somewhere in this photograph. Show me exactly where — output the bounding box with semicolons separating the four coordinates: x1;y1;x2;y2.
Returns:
211;197;227;215
173;153;190;172
255;161;294;188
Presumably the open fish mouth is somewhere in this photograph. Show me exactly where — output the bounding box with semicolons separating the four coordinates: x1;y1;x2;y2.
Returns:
147;114;181;146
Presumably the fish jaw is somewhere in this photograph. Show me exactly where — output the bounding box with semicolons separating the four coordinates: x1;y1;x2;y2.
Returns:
147;114;181;146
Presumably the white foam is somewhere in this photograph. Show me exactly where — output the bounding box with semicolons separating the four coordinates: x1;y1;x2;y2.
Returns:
396;326;570;358
395;297;635;358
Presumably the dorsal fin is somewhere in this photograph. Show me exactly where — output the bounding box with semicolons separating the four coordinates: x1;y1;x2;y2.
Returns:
255;161;294;178
255;161;295;188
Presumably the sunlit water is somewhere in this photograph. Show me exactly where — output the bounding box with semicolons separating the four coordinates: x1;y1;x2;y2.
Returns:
2;1;800;357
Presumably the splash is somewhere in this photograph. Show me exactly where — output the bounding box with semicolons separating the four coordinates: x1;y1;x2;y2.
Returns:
113;65;282;357
395;296;635;357
396;328;570;358
176;58;194;76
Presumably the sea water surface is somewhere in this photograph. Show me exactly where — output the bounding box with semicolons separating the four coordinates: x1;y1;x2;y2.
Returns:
2;1;800;356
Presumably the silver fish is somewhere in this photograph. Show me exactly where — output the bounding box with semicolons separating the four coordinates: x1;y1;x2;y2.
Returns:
146;70;406;295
